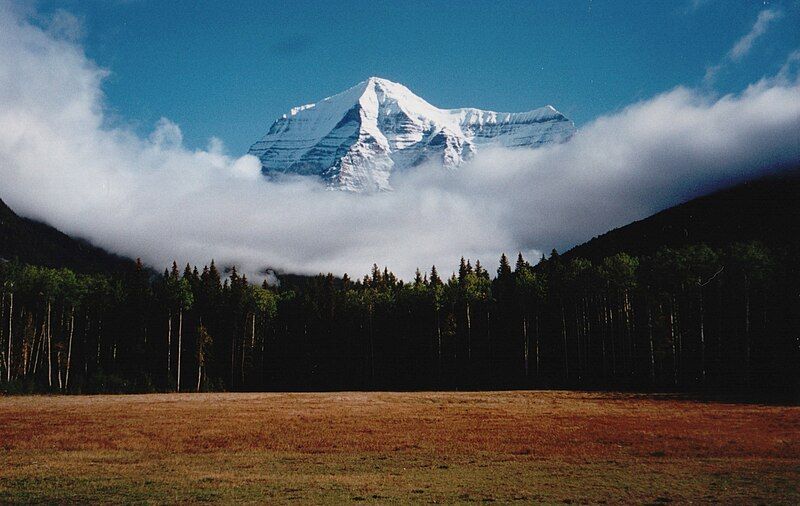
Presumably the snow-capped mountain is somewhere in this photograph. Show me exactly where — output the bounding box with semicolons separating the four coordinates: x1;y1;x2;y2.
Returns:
248;77;575;191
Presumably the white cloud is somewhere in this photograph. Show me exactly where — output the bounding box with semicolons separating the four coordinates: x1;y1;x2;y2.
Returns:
148;118;183;149
0;5;799;281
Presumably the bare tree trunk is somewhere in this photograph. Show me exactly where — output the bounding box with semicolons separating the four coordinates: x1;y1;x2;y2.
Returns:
601;298;608;380
6;292;11;382
56;309;64;389
1;292;4;380
96;318;103;370
84;315;89;377
369;309;375;384
585;296;592;381
575;302;582;380
624;290;634;377
584;295;591;380
57;350;63;390
561;299;569;380
65;309;74;390
699;290;706;386
435;308;442;382
177;308;182;392
608;294;617;378
486;309;490;375
196;363;202;392
465;302;471;362
56;310;63;390
534;311;540;379
647;304;655;384
261;315;267;388
47;301;52;388
240;316;248;385
522;313;529;379
676;298;683;386
167;310;172;382
669;299;678;387
244;312;255;385
33;320;44;376
230;325;236;388
744;280;751;389
0;290;3;376
23;309;31;375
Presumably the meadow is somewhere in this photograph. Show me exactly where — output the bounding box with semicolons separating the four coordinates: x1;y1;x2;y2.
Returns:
1;391;798;504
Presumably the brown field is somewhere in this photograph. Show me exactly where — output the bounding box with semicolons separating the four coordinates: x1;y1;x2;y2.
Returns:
0;391;798;504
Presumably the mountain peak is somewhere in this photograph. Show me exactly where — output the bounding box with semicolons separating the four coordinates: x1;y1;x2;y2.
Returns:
250;79;575;192
364;76;399;86
359;76;412;93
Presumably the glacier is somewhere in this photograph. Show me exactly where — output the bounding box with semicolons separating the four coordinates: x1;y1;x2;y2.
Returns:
248;77;576;192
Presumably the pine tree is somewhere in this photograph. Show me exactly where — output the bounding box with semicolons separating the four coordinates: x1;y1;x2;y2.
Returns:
497;253;512;280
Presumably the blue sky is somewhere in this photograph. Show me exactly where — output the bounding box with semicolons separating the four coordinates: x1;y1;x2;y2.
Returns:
32;0;800;153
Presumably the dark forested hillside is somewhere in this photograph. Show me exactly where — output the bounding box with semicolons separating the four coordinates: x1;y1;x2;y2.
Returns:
0;198;134;274
563;171;800;262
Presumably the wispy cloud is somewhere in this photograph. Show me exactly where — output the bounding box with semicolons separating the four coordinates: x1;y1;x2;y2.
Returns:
730;9;782;61
689;0;711;12
42;9;85;42
703;63;723;85
0;5;799;279
705;8;782;84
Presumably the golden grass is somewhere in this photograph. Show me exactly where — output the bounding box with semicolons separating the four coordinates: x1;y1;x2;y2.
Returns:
1;391;798;503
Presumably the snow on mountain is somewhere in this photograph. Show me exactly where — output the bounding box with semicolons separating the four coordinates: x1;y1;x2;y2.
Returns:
248;77;575;191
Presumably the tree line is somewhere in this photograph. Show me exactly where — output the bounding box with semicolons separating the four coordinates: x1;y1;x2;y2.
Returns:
0;241;797;397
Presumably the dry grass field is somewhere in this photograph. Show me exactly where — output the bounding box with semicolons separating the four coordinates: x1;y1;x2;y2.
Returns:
0;391;798;504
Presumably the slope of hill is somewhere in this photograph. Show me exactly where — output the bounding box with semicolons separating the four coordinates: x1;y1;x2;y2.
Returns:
0;198;134;274
562;171;800;262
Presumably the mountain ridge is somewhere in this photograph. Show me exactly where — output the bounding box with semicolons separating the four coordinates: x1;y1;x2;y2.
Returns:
248;77;575;191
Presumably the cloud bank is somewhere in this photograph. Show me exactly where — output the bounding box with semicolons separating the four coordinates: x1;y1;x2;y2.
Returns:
1;6;799;280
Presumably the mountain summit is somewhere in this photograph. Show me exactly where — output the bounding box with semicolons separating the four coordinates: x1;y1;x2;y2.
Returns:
248;77;575;191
